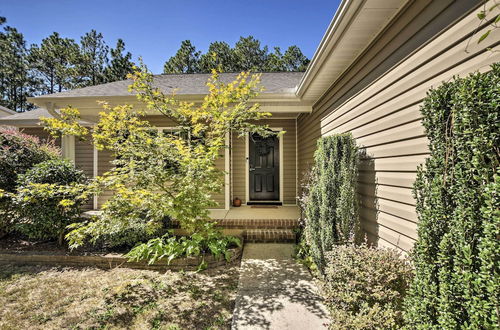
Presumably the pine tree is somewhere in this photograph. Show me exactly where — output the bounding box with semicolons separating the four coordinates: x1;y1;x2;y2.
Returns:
0;18;38;111
199;41;236;73
265;47;285;71
104;39;134;82
233;36;268;71
76;30;109;86
163;40;200;74
28;32;80;94
282;46;309;71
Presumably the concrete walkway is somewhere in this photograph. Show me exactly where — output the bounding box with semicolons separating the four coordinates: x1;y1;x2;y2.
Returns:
232;244;329;330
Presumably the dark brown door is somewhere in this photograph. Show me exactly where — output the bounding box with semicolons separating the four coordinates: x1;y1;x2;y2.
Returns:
249;133;279;201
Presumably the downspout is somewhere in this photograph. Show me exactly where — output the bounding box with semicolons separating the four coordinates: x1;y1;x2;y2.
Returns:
46;101;61;119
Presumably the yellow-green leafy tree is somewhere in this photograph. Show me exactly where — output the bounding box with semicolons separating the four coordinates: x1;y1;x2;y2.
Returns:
42;64;274;264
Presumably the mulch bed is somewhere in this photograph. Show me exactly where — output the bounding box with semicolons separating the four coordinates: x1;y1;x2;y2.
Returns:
0;235;126;255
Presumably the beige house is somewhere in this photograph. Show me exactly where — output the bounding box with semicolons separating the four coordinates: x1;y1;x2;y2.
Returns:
1;0;499;251
0;106;16;117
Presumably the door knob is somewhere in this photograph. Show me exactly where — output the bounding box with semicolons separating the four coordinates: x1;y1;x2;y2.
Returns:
249;168;255;171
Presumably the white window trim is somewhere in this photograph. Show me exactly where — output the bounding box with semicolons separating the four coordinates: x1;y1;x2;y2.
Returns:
245;128;284;204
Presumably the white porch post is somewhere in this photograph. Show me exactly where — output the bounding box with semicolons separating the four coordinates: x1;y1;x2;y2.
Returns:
93;146;99;210
61;135;75;163
225;132;230;210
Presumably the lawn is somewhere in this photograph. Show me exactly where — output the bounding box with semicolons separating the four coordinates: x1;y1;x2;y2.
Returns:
0;263;240;329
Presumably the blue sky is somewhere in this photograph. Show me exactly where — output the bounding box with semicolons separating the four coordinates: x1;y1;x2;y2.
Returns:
1;0;340;73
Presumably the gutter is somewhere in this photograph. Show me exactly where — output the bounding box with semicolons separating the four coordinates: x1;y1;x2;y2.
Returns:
295;0;359;98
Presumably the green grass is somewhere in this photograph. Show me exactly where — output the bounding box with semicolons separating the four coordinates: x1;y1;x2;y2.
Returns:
0;264;240;329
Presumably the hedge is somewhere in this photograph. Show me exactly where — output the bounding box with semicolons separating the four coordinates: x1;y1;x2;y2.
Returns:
404;64;499;328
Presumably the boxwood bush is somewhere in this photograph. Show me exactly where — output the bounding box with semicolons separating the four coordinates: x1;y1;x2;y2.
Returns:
304;133;359;275
404;64;499;328
13;159;89;243
322;244;412;329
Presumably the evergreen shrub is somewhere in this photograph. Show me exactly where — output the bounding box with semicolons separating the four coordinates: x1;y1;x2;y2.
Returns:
13;159;88;243
323;244;412;329
404;64;499;328
304;133;359;275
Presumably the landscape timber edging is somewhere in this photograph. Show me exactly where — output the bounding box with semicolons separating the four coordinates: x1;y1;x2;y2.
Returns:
0;239;243;271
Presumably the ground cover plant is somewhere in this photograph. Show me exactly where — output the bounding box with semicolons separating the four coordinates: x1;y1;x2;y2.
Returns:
404;64;499;328
0;264;239;329
42;65;274;265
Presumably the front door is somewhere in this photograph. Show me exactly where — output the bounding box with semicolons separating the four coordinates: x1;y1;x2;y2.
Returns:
249;133;280;201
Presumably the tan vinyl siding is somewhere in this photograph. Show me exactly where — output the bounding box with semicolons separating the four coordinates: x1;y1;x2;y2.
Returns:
97;149;114;208
20;127;61;147
74;137;94;210
297;1;499;252
144;115;177;127
95;115;226;208
231;134;246;204
231;119;297;205
211;155;226;208
147;115;226;208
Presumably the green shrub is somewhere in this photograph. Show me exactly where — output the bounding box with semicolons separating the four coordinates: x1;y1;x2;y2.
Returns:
322;244;413;330
304;133;359;274
404;64;499;328
65;189;173;249
0;127;59;193
12;159;89;243
0;128;59;234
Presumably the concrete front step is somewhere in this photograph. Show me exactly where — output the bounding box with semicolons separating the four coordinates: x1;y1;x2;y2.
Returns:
244;229;296;243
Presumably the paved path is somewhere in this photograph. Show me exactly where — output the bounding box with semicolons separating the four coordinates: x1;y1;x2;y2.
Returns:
232;243;329;330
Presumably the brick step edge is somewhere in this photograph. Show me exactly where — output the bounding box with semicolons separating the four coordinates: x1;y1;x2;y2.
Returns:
244;229;296;243
171;218;299;230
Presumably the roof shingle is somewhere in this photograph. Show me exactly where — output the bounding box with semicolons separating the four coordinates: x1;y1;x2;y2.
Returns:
35;72;303;98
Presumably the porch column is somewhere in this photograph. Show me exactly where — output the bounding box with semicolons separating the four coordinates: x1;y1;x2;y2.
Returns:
93;146;99;210
61;135;75;163
225;132;230;210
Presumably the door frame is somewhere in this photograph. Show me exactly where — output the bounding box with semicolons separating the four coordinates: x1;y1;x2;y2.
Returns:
245;128;283;204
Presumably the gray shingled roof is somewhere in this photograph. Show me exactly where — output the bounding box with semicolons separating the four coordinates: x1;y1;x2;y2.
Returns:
35;72;304;98
0;107;92;125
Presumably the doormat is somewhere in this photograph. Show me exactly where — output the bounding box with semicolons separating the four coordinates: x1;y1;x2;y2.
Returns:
251;205;279;208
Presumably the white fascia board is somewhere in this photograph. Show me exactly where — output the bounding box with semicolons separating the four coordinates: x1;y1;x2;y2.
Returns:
295;0;357;98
